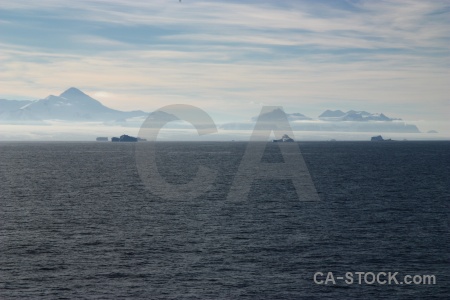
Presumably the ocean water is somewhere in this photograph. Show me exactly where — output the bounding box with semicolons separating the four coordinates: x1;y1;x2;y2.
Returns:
0;141;449;299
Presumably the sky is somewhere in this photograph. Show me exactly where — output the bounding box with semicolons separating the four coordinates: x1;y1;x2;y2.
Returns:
1;0;449;132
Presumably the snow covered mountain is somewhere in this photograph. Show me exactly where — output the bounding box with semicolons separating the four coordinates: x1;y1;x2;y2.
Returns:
0;88;148;123
318;109;346;118
319;109;399;121
220;108;419;133
0;91;420;133
0;99;33;111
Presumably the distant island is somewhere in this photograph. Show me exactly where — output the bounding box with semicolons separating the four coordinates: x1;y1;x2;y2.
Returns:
111;134;146;142
273;134;294;143
96;135;147;142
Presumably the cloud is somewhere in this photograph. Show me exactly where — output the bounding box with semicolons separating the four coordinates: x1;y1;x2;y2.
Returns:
0;0;449;128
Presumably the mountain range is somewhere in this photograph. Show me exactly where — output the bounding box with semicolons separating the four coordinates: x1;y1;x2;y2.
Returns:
318;109;400;121
220;108;420;133
0;87;147;124
0;88;420;133
251;108;400;122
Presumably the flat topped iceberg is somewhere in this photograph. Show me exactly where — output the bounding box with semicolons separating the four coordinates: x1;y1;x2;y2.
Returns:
371;135;392;141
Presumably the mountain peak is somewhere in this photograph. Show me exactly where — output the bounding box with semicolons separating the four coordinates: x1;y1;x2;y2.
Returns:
319;109;345;118
0;87;149;123
60;87;88;99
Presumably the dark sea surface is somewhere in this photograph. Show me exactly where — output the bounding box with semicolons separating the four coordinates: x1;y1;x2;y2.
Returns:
0;141;449;299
